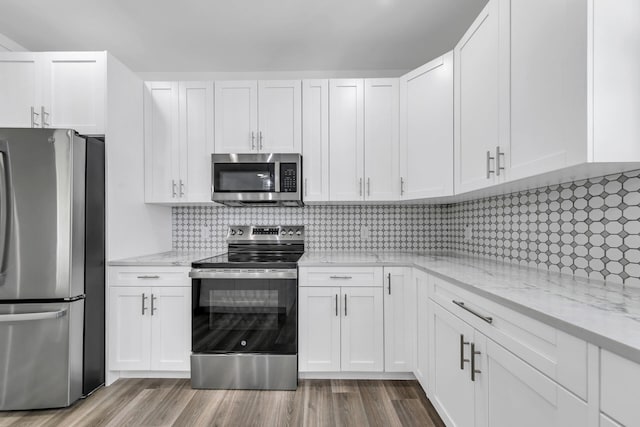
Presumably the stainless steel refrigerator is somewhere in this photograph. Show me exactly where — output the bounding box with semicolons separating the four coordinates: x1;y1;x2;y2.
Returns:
0;128;105;410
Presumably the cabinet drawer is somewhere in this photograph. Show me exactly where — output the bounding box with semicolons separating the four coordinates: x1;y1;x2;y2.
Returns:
601;349;640;426
299;267;383;287
108;266;191;287
429;275;588;400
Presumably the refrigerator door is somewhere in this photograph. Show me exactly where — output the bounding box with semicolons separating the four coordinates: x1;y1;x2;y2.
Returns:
0;128;86;300
0;300;84;410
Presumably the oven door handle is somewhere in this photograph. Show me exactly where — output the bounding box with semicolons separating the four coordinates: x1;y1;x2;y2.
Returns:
189;269;298;280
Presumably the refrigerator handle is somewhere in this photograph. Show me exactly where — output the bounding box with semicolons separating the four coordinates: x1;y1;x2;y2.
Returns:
0;142;12;280
0;309;68;323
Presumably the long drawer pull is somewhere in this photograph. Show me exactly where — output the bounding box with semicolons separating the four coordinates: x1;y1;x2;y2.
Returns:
329;276;353;280
137;275;160;279
452;300;493;324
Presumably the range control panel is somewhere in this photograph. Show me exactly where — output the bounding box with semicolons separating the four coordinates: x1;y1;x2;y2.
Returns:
227;225;305;241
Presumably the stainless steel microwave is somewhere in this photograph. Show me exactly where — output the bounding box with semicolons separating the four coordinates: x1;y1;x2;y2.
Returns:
211;153;303;207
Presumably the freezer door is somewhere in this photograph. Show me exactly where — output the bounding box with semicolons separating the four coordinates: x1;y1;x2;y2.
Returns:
0;128;86;299
0;301;84;410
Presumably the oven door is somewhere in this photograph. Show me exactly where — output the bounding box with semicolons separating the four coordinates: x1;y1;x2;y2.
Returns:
191;269;297;354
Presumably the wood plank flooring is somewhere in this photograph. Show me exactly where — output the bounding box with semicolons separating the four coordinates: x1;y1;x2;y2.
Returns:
0;379;445;427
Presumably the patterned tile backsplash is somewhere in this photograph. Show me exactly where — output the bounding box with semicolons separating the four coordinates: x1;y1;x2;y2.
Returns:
173;169;640;287
173;205;447;252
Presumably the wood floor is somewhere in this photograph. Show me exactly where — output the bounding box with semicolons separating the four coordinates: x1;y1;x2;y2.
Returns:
0;379;445;427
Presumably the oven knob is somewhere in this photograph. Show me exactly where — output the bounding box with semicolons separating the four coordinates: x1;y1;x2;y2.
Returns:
230;229;236;235
237;229;244;236
288;229;294;236
280;229;286;235
296;230;302;236
241;340;247;347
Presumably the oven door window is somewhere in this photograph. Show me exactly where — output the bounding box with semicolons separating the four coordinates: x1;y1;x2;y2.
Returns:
192;278;297;354
213;163;275;192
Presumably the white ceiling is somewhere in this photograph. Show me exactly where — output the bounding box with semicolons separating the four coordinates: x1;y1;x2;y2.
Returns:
0;0;487;72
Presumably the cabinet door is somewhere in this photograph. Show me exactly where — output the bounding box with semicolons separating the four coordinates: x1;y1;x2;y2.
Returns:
214;80;258;153
476;335;588;427
341;287;383;372
108;287;151;371
415;270;430;390
364;79;400;201
0;53;41;127
150;287;191;371
329;79;364;201
144;82;180;203
507;0;587;180
301;79;329;202
299;287;341;372
428;301;476;427
42;52;106;135
383;267;415;372
454;0;501;193
179;81;214;202
399;51;454;199
257;80;301;153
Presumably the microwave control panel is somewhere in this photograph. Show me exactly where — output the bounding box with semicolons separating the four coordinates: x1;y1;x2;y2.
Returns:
280;163;298;192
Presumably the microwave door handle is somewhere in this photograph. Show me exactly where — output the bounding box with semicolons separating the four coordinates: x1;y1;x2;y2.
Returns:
274;161;280;192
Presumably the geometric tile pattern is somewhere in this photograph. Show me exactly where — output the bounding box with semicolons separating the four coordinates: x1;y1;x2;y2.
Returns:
173;168;640;287
173;204;447;253
446;169;640;287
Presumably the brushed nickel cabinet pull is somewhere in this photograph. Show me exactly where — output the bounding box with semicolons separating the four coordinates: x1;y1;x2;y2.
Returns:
387;273;391;295
335;294;338;317
344;294;347;317
453;300;493;324
171;180;177;198
251;132;256;150
141;293;148;315
486;150;495;179
137;275;160;279
259;131;264;150
41;106;49;128
496;146;505;176
359;178;363;197
30;107;40;128
367;178;371;197
400;177;405;196
329;275;352;280
460;334;470;370
179;179;185;197
471;343;481;381
151;294;157;316
304;178;308;197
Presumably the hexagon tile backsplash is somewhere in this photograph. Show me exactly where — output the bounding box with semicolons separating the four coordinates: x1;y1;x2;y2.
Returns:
173;168;640;287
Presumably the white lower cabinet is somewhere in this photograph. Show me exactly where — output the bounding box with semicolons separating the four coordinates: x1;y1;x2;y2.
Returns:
414;269;430;390
298;286;341;372
299;267;383;373
109;284;191;372
428;299;588;427
383;267;415;372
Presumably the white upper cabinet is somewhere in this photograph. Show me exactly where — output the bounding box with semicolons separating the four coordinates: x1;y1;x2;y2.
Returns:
364;79;400;201
144;81;214;204
0;51;106;134
454;0;504;194
329;79;365;201
144;82;181;203
0;53;41;128
258;80;301;153
214;80;301;154
302;79;330;202
42;52;106;135
180;81;214;202
328;78;400;202
214;80;258;153
400;51;454;199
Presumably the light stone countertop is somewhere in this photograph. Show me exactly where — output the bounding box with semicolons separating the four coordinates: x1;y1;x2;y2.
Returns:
109;250;221;267
299;251;640;364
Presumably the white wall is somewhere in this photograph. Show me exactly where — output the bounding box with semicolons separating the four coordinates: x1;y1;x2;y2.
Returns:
0;33;26;51
106;53;172;260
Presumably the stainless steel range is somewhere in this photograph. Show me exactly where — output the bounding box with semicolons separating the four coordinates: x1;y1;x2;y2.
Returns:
189;225;304;390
